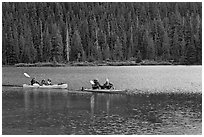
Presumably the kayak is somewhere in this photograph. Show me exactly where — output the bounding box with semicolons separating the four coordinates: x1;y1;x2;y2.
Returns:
83;88;123;94
23;83;68;89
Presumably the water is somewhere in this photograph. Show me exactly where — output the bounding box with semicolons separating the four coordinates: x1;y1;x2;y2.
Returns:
2;66;202;134
2;87;202;135
2;66;202;92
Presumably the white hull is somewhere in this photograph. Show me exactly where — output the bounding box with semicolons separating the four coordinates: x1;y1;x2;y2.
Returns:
83;88;123;93
23;83;68;89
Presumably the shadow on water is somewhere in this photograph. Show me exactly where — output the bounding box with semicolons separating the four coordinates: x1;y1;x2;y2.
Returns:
2;88;202;135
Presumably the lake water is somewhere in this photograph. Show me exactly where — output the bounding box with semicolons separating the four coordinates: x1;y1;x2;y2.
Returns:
2;66;202;92
2;66;202;134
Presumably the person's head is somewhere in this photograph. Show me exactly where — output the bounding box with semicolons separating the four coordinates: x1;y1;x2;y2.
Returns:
93;79;98;83
48;79;51;82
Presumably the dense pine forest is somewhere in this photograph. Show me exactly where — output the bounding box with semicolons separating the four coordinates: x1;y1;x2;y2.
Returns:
2;2;202;65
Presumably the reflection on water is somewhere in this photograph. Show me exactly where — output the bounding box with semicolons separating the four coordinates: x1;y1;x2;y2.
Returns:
90;94;95;122
2;88;202;135
90;93;111;124
106;94;110;117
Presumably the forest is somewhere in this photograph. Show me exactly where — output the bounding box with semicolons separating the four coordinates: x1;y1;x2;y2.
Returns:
2;2;202;65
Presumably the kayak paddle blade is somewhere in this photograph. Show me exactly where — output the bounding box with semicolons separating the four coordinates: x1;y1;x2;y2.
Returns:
24;73;30;78
90;80;94;85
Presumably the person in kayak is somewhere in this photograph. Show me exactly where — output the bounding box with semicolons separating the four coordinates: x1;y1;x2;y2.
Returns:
31;77;40;85
91;79;102;89
101;79;114;89
41;79;46;86
47;79;52;85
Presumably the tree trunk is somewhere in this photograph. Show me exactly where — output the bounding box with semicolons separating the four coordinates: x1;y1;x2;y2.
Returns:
66;25;70;62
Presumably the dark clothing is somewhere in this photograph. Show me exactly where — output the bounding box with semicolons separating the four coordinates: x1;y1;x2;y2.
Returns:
41;80;46;85
102;82;113;89
92;80;101;89
31;78;39;85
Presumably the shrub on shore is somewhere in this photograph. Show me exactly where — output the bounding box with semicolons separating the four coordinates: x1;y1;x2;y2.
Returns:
15;62;65;67
13;60;193;67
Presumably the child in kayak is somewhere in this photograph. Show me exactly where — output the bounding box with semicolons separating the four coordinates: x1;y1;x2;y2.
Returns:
31;78;40;85
47;79;52;85
41;79;46;85
101;79;114;89
41;79;52;85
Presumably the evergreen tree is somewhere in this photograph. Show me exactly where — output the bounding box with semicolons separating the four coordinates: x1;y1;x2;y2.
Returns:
94;27;102;61
51;23;63;63
129;26;134;58
122;31;128;60
39;19;43;62
2;2;202;65
147;35;155;60
12;24;20;63
162;30;170;60
24;24;36;63
114;36;123;60
70;29;83;61
186;43;197;65
179;35;187;64
194;14;202;64
172;28;180;61
5;27;18;64
79;19;89;58
102;33;110;60
65;24;71;62
43;26;52;62
136;50;142;63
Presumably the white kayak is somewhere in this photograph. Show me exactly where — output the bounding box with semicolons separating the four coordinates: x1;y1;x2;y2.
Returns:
83;88;123;93
23;83;68;89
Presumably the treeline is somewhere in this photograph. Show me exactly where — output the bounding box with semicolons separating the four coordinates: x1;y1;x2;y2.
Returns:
2;2;202;65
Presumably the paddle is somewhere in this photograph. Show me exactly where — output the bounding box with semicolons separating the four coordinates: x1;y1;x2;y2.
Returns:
24;72;31;78
90;80;94;85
